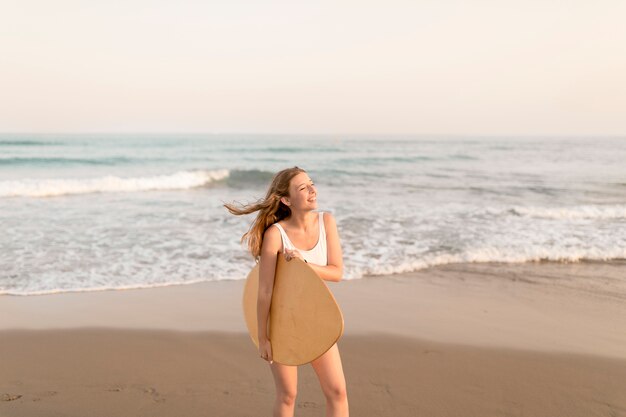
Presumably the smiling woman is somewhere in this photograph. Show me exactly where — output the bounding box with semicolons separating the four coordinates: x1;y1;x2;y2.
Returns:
224;166;348;417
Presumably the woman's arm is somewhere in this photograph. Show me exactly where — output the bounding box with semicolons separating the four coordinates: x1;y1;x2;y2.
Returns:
257;226;282;343
308;212;343;282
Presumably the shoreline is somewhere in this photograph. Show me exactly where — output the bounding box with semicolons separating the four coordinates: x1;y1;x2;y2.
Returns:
2;260;625;416
3;258;625;298
1;260;625;359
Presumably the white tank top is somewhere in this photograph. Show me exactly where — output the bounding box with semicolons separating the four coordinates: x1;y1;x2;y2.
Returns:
272;211;328;266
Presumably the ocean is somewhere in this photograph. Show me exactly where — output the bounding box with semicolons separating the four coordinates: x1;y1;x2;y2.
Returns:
1;134;625;296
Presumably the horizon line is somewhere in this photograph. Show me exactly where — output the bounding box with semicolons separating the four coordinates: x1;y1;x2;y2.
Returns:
1;132;625;138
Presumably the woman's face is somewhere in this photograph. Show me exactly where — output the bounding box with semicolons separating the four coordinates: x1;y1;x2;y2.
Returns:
284;172;317;211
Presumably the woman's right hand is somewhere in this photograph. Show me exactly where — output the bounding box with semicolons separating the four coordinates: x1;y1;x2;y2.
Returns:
259;338;273;364
284;248;303;262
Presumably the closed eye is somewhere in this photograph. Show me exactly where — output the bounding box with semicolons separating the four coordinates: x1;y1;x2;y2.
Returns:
300;181;314;191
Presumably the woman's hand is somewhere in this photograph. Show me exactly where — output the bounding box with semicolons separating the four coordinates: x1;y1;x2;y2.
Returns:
284;248;304;262
259;338;273;364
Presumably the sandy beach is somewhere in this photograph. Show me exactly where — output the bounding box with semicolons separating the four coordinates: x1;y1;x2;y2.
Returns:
2;261;626;416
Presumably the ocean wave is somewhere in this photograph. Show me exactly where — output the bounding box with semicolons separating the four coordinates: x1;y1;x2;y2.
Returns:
497;204;626;220
222;146;345;153
0;169;230;197
0;140;64;146
448;153;478;160
224;169;275;188
346;251;626;280
0;156;137;166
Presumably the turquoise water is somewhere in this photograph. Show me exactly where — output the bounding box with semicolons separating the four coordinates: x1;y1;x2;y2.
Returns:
1;134;625;295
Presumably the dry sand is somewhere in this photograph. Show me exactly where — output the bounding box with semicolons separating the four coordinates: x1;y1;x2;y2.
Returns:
1;261;626;416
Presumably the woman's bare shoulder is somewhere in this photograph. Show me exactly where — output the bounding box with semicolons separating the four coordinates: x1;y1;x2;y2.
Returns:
264;223;281;238
322;211;337;228
262;224;282;252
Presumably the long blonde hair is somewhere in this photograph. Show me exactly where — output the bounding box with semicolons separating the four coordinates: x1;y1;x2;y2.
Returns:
224;166;306;261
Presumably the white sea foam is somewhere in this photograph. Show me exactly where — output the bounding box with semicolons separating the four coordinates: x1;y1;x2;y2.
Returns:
0;169;229;197
341;247;626;280
489;204;626;220
0;277;230;297
3;248;624;296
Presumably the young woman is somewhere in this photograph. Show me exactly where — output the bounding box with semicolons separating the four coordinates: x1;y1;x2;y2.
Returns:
224;166;349;417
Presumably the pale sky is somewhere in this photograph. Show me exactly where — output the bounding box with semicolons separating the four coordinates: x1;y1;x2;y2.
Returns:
1;0;625;135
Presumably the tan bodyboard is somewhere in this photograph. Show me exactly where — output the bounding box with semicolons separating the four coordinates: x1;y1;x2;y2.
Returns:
242;256;344;366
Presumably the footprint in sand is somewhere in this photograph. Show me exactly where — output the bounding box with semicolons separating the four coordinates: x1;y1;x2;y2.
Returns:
143;387;166;403
30;390;58;402
1;393;23;402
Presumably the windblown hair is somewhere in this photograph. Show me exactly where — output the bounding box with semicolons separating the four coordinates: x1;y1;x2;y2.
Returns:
224;166;306;261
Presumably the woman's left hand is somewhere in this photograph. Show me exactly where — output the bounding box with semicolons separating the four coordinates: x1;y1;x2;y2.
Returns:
284;248;304;262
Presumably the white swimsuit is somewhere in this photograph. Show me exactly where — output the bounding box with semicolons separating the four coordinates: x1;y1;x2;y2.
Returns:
272;211;328;266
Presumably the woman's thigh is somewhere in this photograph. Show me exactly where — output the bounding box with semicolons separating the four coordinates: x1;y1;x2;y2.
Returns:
270;361;298;395
310;343;347;395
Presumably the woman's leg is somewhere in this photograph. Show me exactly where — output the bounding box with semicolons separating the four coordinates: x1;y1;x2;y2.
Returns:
270;361;298;417
310;343;349;417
